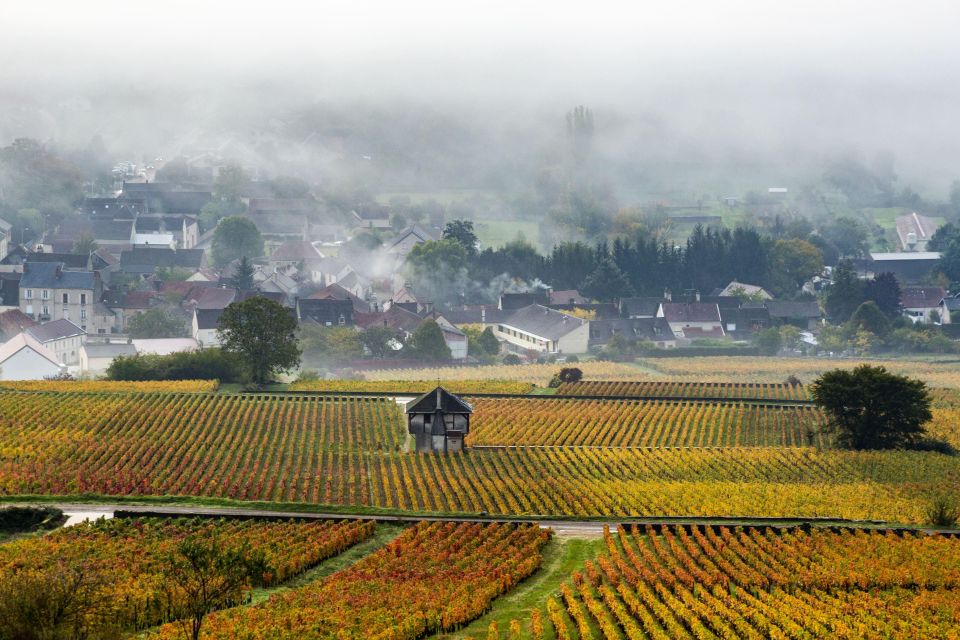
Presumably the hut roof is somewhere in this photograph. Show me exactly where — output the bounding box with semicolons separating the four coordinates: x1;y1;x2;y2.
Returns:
406;386;473;414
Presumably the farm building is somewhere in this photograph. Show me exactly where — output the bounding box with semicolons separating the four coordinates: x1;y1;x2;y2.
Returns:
406;387;472;453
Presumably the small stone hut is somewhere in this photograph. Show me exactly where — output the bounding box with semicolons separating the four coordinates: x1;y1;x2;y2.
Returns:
406;386;473;453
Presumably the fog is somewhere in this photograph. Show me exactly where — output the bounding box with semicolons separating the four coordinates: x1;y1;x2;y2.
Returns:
3;0;960;199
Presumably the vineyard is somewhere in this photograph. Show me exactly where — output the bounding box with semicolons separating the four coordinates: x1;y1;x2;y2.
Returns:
555;380;810;401
530;525;960;639
0;379;219;393
0;517;373;634
636;356;960;388
362;361;642;385
151;521;550;640
468;397;825;447
289;379;535;394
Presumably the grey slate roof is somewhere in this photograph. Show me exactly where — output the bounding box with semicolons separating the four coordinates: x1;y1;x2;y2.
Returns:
619;297;666;318
26;319;85;343
589;317;676;345
82;343;137;358
194;308;224;330
120;248;204;273
406;387;473;414
763;301;821;319
20;262;96;290
660;302;722;323
501;304;587;341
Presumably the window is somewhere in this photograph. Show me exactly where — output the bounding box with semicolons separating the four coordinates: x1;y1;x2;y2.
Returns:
62;293;69;304
41;290;49;300
64;310;70;320
80;293;87;305
25;304;33;315
338;314;345;326
80;309;86;321
24;289;33;300
41;305;49;316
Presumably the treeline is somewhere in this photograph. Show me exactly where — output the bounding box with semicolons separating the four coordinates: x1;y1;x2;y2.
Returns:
106;349;244;382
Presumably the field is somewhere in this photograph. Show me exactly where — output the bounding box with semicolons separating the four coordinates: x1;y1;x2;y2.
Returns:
0;379;219;393
555;380;810;401
151;521;550;639
289;379;535;394
636;356;960;387
532;524;960;639
468;398;825;447
363;361;642;385
0;517;373;634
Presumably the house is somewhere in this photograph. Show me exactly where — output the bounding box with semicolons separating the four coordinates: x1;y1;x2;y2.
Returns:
2;250;91;270
19;262;104;332
103;290;161;332
588;317;677;350
763;300;822;330
940;296;960;324
441;305;510;328
119;247;205;278
717;281;773;300
860;252;941;284
192;308;224;347
499;291;550;311
901;286;946;324
120;182;212;215
657;302;725;339
79;196;145;219
46;218;135;253
131;338;199;356
549;289;589;305
423;313;469;360
385;225;440;264
135;215;200;249
0;217;10;260
895;212;941;252
0;309;36;342
351;203;392;229
720;305;772;339
307;283;371;314
0;271;19;306
79;342;137;375
268;241;324;274
619;297;666;319
0;333;65;380
495;304;590;354
355;304;424;338
406;387;472;453
25;319;85;366
297;298;353;327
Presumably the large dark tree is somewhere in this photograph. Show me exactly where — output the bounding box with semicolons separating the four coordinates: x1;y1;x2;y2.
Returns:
864;271;901;318
580;257;634;302
212;217;264;267
407;319;451;360
810;365;932;449
218;297;301;385
442;219;479;256
825;260;864;322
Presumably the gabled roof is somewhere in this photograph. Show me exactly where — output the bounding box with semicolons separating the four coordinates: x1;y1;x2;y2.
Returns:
120;247;204;272
659;302;722;324
26;318;85;343
619;297;666;318
589;317;676;344
194;308;224;330
763;300;821;319
549;289;589;305
387;225;440;250
895;212;940;249
307;283;370;313
3;251;89;269
355;305;423;333
718;281;772;299
0;309;36;339
0;332;62;366
20;262;96;290
188;287;238;310
55;218;135;242
269;240;324;262
120;290;160;310
80;197;144;219
501;304;587;341
441;305;510;325
406;387;473;414
81;342;137;358
901;286;946;309
351;203;391;220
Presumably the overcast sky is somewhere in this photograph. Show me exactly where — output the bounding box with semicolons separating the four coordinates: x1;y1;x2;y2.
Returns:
2;1;959;191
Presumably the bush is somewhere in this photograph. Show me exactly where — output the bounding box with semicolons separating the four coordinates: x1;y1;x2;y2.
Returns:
558;367;583;383
926;495;959;528
502;354;522;365
564;355;579;363
107;349;245;383
0;505;65;534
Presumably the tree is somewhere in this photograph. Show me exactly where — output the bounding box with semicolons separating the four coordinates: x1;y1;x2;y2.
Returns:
810;365;932;449
580;257;634;302
769;238;823;294
403;239;470;307
407;319;451;360
442;220;479;256
825;259;864;322
128;307;188;339
754;327;783;355
217;297;301;385
72;232;97;255
824;217;869;258
213;163;249;203
864;271;901;317
849;300;892;337
229;256;256;290
478;326;500;355
162;534;267;640
359;326;401;359
212;217;264;267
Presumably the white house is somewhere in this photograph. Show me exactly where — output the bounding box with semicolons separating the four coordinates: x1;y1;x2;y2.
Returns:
192;309;223;347
79;342;137;375
901;286;946;324
25;318;86;366
494;304;590;354
657;302;725;339
131;338;199;356
0;333;66;380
